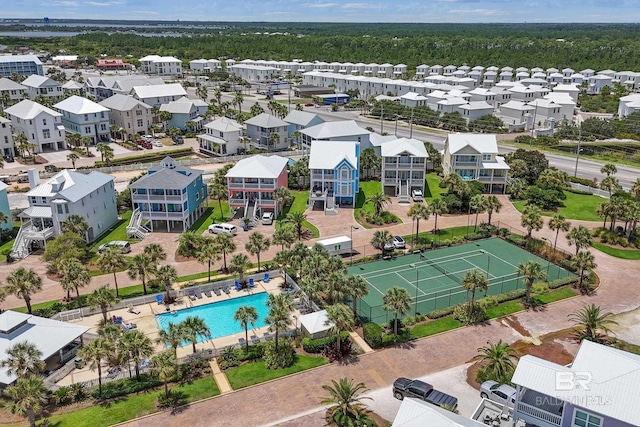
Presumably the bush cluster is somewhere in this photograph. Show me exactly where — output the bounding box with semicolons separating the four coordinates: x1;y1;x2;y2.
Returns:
548;276;578;289
302;334;341;353
360;210;400;226
263;338;296;369
426;307;455;319
93;375;161;400
362;323;383;348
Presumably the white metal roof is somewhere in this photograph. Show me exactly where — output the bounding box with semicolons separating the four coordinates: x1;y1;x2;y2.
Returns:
99;93;152;111
20;205;52;219
308;140;358;170
4;99;62;120
500;101;535;112
131;83;187;99
283;110;321;127
203;117;243;133
512;340;640;426
21;75;59;88
392;398;484;427
482;156;510;170
301;120;369;140
447;133;498;155
244;113;288;128
0;77;26;91
25;170;113;202
381;138;429;158
0;54;42;64
369;132;397;147
401;92;427;101
459;101;493;111
225;155;288;179
54;95;109;115
0;311;89;385
298;309;333;335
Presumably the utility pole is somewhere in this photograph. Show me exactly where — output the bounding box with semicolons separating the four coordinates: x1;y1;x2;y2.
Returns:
395;114;399;135
409;108;415;139
380;104;384;133
574;125;582;177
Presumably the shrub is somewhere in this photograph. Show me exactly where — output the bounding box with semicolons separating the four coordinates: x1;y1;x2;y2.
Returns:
217;346;240;370
515;135;535;145
559;259;578;272
237;343;265;361
548;276;578;289
54;386;72;405
532;282;549;294
69;383;88;403
93;375;161;400
568;176;594;186
464;232;488;241
381;328;410;346
362;323;383;348
566;188;593;196
302;335;338;353
321;337;353;361
476;296;499;309
427;306;455;319
453;303;486;325
403;314;425;326
157;390;186;409
494;289;526;303
263;338;296;369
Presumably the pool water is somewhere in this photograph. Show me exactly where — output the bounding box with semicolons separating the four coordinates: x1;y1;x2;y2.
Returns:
156;292;270;344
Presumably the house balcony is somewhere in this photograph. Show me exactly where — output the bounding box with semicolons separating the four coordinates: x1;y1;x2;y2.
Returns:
478;175;508;182
514;390;563;427
228;182;276;190
383;178;424;186
384;163;424;169
452;161;480;166
133;194;186;202
309;187;330;203
140;211;186;220
229;198;276;207
311;173;334;180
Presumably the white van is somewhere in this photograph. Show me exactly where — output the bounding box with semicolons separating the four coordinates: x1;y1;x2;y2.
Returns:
208;223;238;235
98;240;132;253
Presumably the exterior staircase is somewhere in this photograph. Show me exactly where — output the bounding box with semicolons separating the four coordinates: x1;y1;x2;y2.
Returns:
10;220;54;259
126;208;150;239
325;195;339;216
398;181;411;203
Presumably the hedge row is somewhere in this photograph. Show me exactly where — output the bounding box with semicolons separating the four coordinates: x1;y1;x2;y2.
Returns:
566;188;594;196
302;335;337;353
91;148;193;167
548;276;578;289
363;323;383;349
568;176;594;186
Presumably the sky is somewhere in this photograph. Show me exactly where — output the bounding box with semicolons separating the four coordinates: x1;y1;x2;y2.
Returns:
2;0;640;23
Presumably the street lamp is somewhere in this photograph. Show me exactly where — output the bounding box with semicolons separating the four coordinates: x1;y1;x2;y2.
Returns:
293;315;298;336
350;225;359;265
480;250;490;296
410;264;419;315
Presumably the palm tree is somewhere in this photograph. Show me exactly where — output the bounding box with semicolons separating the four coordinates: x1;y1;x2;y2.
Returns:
214;232;236;272
325;303;355;355
325;272;349;305
233;91;244;113
428;198;448;232
521;205;543;239
156;264;178;303
182;316;211;354
150;350;177;398
292;130;302;149
470;195;488;232
572;251;597;293
265;292;293;350
631;177;640;201
273;187;292;214
272;223;296;250
485;195;502;226
462;269;488;311
321;378;371;427
268;132;280;148
286;211;307;240
245;231;270;272
59;258;90;302
6;267;42;314
177;231;204;259
600;163;617;177
66;132;82;150
567;226;593;255
517;260;547;306
548;215;571;250
345;275;369;315
156;322;185;358
81;136;92;156
3;375;49;427
87;286;118;322
600;176;621;198
208;183;229;220
569;304;618;343
96;142;108;163
1;342;44;378
13;133;29;160
61;214;89;237
476;340;518;383
407;203;430;245
128;253;156;295
144;243;167;263
97;245;127;296
382;287;412;336
371;230;393;257
79;338;113;395
229;253;251;284
366;192;391;216
234;306;259;352
196;241;220;282
121;330;154;380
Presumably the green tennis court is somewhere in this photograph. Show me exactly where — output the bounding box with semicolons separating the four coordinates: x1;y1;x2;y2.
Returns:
347;238;575;324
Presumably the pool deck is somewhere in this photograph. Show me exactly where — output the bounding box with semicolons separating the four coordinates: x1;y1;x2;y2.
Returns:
58;276;297;387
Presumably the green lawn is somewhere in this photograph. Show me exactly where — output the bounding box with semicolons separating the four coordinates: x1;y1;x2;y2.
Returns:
485;301;523;319
276;190;319;238
533;287;578;304
90;211;135;251
226;355;327;389
511;191;604;221
0;236;16;262
424;173;446;201
402;225;475;243
47;377;219;427
190;205;230;235
354;181;402;229
410;317;462;339
592;241;640;259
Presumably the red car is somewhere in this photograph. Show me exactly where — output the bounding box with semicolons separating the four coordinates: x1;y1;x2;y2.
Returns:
304;103;314;107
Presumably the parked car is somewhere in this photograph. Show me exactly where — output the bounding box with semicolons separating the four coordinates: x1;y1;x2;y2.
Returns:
412;189;424;202
142;134;154;141
393;378;458;409
152;140;163;147
261;212;274;225
172;135;184;144
3;155;14;163
393;236;405;249
44;165;58;173
304;103;314;107
480;381;518;408
98;240;132;254
208;223;237;235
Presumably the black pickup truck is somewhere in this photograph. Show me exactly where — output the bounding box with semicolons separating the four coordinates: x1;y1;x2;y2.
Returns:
393;378;458;409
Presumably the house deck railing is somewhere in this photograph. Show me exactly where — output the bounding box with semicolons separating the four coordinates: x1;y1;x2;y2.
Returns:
515;402;561;427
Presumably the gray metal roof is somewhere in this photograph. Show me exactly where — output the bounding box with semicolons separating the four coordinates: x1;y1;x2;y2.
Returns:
129;160;202;190
99;94;152;111
26;170;114;203
5;99;62;120
283;110;321;127
244;113;288;129
0;77;26;91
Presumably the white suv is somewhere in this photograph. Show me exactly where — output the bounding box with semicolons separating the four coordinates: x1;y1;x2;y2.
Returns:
261;212;274;225
412;189;424;202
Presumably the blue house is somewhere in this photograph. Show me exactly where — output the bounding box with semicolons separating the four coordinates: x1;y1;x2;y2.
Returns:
512;339;640;427
128;157;207;232
159;97;208;132
0;182;11;232
308;140;359;214
283;110;324;139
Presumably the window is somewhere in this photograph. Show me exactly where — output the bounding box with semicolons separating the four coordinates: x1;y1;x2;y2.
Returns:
65;205;69;214
84;114;89;122
137;119;143;127
43;118;47;126
573;410;601;427
85;127;91;134
482;154;492;161
136;110;142;116
56;205;63;214
42;129;50;139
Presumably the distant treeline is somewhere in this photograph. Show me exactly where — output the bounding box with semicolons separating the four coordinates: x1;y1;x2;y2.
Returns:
3;23;640;71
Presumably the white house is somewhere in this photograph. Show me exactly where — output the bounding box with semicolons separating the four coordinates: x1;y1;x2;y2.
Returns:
400;92;428;108
99;94;153;140
54;95;110;145
0;77;27;103
244;113;289;151
544;93;576;121
618;93;640;117
139;55;183;77
442;133;509;193
498;100;535;128
552;83;580;103
0;116;15;158
468;88;496;104
300;120;370;149
588;75;613;95
228;64;278;82
283;110;324;139
4;100;66;152
159;97;207;131
381;138;428;202
130;83;187;107
21;75;63;99
12;169;118;258
458;101;495;123
85;75;165;101
197;117;244;156
527;98;562;126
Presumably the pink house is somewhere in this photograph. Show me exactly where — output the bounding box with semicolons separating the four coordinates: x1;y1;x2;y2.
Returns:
225;155;289;217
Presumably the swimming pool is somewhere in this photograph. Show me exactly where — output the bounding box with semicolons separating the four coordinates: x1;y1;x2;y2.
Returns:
156;292;270;344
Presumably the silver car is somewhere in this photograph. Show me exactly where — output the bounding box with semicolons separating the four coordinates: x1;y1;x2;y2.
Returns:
480;381;518;408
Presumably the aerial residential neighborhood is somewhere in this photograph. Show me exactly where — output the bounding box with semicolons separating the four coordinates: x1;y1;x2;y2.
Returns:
0;18;638;427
